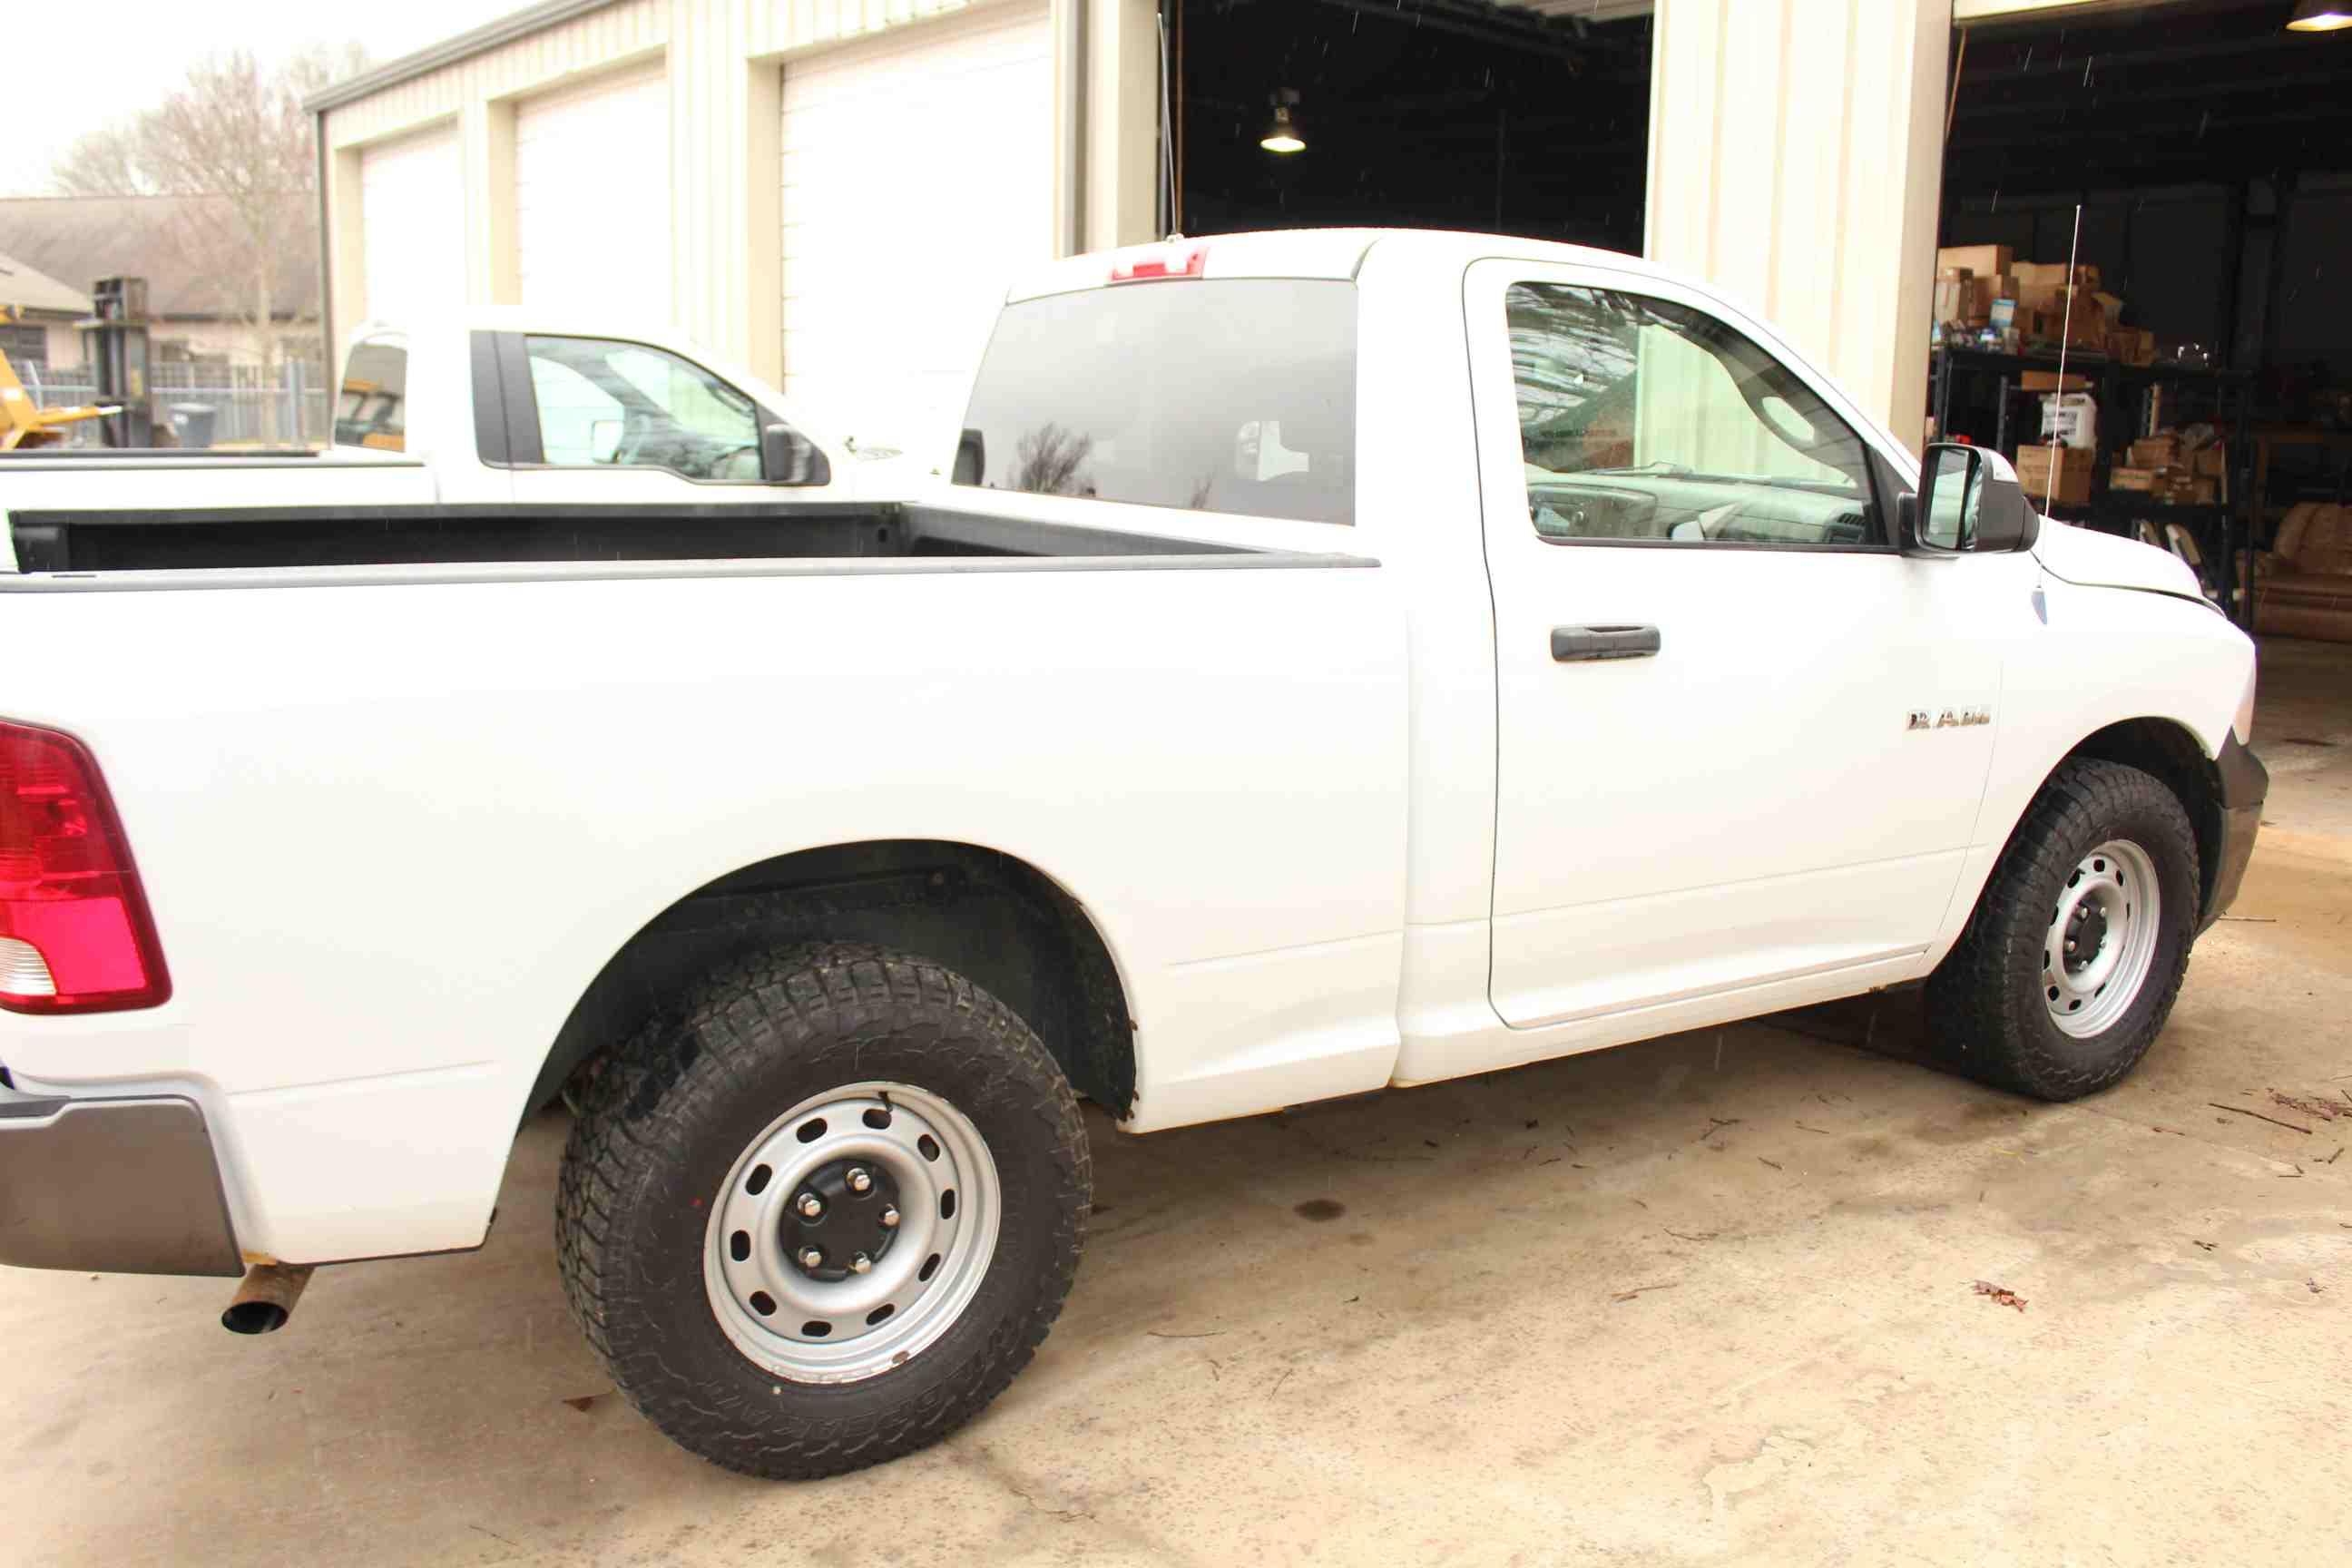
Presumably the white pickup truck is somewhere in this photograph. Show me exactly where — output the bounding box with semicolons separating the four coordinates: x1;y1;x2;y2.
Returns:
0;230;2264;1480
0;309;892;574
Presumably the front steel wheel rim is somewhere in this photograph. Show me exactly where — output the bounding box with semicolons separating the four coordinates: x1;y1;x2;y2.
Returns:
2043;838;2161;1038
703;1081;999;1384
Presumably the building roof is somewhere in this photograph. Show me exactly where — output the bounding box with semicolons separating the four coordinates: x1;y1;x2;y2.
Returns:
0;195;314;323
0;247;91;318
306;0;618;112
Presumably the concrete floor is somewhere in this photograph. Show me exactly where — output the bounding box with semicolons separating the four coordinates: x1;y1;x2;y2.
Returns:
7;640;2348;1568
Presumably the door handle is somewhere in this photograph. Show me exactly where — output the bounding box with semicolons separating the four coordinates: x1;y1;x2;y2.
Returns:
1551;624;1661;662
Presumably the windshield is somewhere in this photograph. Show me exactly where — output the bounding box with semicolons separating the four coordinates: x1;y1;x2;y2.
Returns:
956;279;1357;525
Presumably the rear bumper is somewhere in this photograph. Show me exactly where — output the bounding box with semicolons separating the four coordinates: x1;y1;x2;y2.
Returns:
2202;731;2268;931
0;1088;243;1277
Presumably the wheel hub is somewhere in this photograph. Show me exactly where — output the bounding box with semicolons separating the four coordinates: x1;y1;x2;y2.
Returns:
2042;838;2161;1038
781;1157;902;1281
2063;899;2110;975
702;1082;999;1384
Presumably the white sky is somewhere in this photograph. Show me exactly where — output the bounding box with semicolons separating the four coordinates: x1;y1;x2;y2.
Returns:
4;0;509;197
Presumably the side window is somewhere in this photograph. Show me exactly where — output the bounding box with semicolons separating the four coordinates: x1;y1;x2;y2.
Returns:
335;338;407;453
522;335;764;481
1506;283;1881;548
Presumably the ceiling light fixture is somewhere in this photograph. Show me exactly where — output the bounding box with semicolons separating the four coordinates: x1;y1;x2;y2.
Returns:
1260;90;1306;154
2287;0;2352;30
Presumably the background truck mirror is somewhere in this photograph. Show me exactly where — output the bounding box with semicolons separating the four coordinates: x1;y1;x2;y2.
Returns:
760;423;828;486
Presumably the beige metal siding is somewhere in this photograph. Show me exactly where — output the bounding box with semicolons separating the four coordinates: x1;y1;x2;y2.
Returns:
324;1;669;149
318;0;1004;373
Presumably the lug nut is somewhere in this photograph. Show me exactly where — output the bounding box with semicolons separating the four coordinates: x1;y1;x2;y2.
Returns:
850;1252;873;1275
798;1193;824;1219
880;1206;901;1229
847;1168;872;1194
799;1247;825;1269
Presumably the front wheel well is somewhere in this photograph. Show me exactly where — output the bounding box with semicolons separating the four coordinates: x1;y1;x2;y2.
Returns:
528;840;1137;1120
2062;718;2222;914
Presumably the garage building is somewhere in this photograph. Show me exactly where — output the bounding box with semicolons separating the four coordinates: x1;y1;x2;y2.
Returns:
309;0;2352;567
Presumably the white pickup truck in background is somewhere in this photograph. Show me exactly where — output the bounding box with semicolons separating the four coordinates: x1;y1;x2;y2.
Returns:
0;230;2263;1481
0;311;885;573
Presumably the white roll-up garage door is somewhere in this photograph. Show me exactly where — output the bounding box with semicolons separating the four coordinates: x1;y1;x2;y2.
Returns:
359;128;465;326
516;62;672;318
780;3;1053;462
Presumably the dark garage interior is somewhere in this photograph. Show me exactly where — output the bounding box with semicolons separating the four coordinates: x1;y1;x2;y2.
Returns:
1171;0;1653;257
1933;0;2352;644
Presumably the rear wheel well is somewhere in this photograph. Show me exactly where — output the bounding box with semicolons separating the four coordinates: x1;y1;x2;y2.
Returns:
529;841;1136;1119
2063;719;2221;914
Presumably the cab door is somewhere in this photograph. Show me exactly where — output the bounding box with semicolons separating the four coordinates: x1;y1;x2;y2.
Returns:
1468;258;2026;1032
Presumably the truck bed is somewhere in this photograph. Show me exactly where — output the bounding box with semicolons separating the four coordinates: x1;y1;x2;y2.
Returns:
3;500;1294;576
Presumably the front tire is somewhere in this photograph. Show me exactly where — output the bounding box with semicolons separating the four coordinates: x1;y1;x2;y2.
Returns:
1926;759;2200;1101
555;942;1090;1479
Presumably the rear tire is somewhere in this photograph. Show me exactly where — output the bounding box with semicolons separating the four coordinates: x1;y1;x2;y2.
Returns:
1925;759;2199;1101
555;942;1090;1479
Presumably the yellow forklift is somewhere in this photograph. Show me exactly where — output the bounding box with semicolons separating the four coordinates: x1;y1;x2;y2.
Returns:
0;304;117;450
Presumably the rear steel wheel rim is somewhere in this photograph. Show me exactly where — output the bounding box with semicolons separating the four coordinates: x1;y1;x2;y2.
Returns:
2043;838;2161;1038
703;1081;999;1384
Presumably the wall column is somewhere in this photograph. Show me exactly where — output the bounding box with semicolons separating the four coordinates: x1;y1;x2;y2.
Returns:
668;0;779;378
1083;0;1161;252
322;142;367;354
1644;0;1948;443
462;97;521;307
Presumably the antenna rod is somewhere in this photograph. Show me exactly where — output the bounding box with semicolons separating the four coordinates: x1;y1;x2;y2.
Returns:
2044;201;2085;514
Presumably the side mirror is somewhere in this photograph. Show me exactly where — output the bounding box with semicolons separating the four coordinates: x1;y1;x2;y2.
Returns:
760;422;830;486
1905;442;2038;556
952;427;986;486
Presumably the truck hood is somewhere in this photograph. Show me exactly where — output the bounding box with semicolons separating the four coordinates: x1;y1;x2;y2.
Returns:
2030;517;2207;604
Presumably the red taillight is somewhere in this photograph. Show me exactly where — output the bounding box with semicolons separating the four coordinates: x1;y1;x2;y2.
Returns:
0;720;171;1014
1108;242;1208;283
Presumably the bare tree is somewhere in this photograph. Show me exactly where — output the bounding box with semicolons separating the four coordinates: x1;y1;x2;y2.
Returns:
52;45;366;400
1009;424;1097;497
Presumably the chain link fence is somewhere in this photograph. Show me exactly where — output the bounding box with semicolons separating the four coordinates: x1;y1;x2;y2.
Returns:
17;360;331;449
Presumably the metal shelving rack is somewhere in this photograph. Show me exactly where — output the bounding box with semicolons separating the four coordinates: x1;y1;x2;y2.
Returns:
1929;346;2255;630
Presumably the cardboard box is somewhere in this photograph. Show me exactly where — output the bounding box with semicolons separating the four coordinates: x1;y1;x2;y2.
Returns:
1937;244;2014;280
2130;436;2180;467
2022;371;2090;392
2194;443;2228;478
2015;443;2092;505
2106;328;2156;368
2062;289;2110;348
2014;282;2066;316
1936;275;1998;324
2110;466;2161;492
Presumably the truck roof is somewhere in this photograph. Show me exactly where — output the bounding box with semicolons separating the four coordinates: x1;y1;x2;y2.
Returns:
1003;227;1688;303
344;305;694;350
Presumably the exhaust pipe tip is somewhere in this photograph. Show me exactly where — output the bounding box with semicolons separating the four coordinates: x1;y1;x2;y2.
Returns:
221;1298;291;1335
222;1263;313;1335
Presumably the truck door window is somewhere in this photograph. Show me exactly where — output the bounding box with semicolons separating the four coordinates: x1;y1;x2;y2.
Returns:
1506;284;1881;548
523;335;764;482
335;338;408;453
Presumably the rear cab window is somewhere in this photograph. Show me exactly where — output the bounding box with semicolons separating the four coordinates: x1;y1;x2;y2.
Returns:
956;279;1357;525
